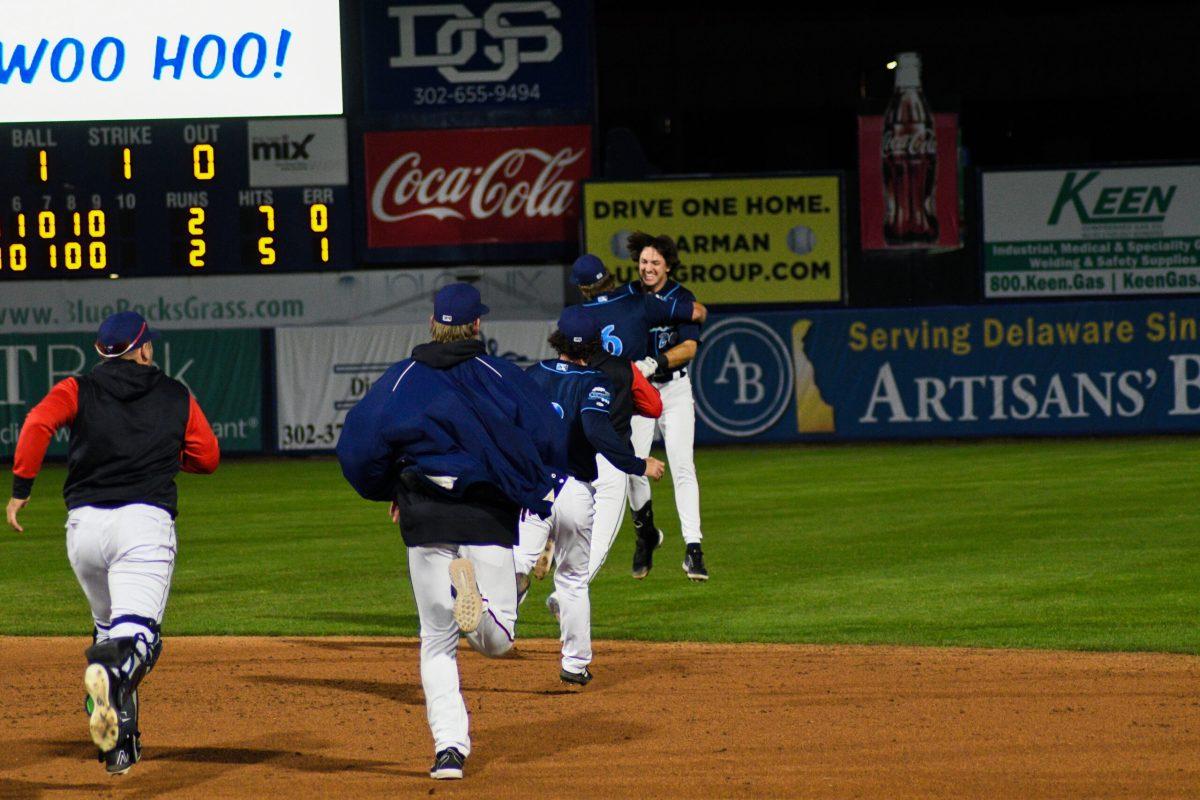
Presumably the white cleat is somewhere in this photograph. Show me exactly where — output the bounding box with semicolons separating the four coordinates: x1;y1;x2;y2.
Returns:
84;664;119;752
449;558;484;633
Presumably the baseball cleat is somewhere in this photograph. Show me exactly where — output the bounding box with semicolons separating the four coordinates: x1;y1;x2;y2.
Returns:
532;535;555;580
631;528;663;579
559;666;593;687
683;543;709;581
103;730;141;776
430;747;465;779
85;663;121;752
448;558;484;633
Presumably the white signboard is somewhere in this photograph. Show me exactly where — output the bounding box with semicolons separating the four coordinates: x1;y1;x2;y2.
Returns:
275;321;555;451
248;118;348;187
983;165;1200;298
0;265;565;333
0;0;343;122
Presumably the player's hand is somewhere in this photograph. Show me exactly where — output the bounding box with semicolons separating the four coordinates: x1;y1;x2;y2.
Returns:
389;501;400;524
635;357;658;377
6;497;28;532
643;457;666;480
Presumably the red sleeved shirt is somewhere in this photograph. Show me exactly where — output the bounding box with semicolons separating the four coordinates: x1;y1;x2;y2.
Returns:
11;377;220;498
630;364;663;418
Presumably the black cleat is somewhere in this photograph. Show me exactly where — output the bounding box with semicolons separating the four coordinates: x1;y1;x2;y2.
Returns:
103;730;141;776
430;747;465;780
559;666;593;686
631;528;663;579
682;543;709;582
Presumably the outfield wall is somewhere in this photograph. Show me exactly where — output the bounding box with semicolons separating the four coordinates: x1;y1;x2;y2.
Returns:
693;298;1200;443
8;298;1200;458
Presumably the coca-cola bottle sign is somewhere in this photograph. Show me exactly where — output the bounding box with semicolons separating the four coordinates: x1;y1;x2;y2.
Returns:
882;52;939;245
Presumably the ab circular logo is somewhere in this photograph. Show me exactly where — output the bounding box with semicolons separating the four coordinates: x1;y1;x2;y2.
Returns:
693;317;794;438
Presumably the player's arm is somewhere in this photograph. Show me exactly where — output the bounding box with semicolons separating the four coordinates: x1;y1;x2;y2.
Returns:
630;364;663;418
180;395;220;474
7;378;79;532
579;379;662;477
337;362;410;502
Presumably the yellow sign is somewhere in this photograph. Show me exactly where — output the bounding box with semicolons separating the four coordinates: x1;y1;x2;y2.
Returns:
582;175;843;304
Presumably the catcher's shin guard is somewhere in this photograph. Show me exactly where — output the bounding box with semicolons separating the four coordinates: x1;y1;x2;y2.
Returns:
84;626;159;752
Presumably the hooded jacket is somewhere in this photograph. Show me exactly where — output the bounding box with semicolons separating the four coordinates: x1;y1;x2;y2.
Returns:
336;339;563;545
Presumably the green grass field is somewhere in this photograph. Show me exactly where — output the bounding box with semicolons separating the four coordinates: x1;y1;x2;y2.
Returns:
2;438;1198;653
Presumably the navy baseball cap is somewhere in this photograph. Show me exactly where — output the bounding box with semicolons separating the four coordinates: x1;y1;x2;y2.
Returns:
570;254;609;286
433;282;489;325
95;311;159;358
557;305;600;344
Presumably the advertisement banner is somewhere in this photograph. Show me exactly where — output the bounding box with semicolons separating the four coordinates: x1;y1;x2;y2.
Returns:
982;165;1200;298
275;321;555;451
0;0;343;123
359;0;594;125
858;113;960;250
247;118;349;187
0;266;565;333
692;299;1200;443
0;329;263;457
581;175;844;304
363;125;592;257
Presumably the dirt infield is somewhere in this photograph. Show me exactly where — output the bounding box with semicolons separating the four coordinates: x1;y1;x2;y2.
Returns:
0;637;1197;799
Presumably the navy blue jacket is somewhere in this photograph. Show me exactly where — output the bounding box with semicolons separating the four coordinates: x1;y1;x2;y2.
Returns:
525;359;646;483
336;339;562;521
579;284;695;361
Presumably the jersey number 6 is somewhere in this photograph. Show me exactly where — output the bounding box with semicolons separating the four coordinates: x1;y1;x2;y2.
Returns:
601;324;624;356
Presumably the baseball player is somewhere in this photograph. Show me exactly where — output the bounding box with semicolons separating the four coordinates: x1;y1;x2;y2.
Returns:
336;283;562;781
567;254;706;583
513;307;665;685
6;311;220;775
626;232;709;581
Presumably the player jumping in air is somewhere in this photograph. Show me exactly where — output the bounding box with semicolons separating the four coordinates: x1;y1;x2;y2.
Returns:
6;311;220;775
336;283;562;781
565;254;706;585
625;232;709;581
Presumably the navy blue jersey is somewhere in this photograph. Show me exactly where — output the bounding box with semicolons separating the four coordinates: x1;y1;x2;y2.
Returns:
641;279;701;357
578;284;695;361
525;359;645;483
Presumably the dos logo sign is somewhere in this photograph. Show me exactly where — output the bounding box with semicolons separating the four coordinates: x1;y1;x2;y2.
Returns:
693;317;794;437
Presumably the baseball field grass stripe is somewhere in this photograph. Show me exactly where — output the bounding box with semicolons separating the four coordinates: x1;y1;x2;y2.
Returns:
2;438;1198;653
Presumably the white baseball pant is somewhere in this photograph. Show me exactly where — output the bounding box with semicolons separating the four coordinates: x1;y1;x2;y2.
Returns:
407;543;517;759
66;503;176;643
586;454;629;582
515;476;595;673
628;374;702;544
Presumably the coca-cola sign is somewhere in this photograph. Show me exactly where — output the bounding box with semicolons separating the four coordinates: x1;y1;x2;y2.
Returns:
364;125;592;250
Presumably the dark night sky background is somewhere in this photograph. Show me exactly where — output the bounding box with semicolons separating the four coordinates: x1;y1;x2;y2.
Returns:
587;2;1200;306
340;1;1200;306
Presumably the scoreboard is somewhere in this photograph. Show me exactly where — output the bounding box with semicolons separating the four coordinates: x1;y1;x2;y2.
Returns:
0;118;352;280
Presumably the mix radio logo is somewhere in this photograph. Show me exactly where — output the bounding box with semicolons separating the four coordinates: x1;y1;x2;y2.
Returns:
363;125;591;249
247;117;348;187
693;317;795;438
386;2;564;83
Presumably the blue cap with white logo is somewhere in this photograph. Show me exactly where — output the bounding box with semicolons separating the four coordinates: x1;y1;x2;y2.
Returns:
95;311;160;358
433;283;490;325
570;254;609;286
557;305;600;344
